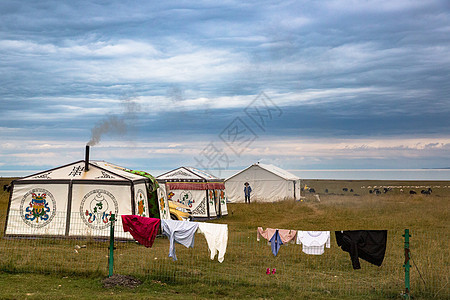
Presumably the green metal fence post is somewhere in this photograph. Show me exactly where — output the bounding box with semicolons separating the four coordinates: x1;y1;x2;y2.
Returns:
403;229;411;299
108;214;116;277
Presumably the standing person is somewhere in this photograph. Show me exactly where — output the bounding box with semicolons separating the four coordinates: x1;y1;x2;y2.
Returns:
244;182;252;204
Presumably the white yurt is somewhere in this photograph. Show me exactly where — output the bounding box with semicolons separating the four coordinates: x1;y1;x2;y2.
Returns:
4;147;169;239
156;167;228;219
225;163;301;203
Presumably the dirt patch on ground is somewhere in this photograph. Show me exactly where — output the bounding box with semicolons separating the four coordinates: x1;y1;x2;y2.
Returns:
102;274;142;289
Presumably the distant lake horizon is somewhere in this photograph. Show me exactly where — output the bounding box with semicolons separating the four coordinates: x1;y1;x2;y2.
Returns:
288;169;450;181
215;169;450;181
1;168;449;181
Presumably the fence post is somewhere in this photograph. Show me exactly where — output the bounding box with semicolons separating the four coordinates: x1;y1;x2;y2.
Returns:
403;229;411;299
108;214;116;277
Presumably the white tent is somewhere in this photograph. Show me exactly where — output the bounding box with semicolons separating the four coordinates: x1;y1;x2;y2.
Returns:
5;157;169;239
156;167;228;219
225;163;301;203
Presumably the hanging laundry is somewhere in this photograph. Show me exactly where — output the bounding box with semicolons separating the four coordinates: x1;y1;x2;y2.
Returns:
257;227;276;242
335;230;388;269
161;219;199;261
121;215;160;248
197;222;228;263
277;229;297;244
257;227;297;244
269;230;283;256
257;227;296;256
296;231;331;255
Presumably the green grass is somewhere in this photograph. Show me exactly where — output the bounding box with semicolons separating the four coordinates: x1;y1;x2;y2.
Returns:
0;272;202;300
0;178;448;299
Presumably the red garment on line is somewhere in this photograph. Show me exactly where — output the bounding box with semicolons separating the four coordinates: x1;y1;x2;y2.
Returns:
122;215;160;247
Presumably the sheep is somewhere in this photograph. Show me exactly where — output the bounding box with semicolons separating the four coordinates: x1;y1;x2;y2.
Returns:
421;188;432;195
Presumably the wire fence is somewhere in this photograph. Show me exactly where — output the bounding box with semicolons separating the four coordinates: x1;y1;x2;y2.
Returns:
0;213;448;299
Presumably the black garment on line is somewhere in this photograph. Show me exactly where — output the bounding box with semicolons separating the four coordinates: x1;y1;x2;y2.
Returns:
335;230;387;270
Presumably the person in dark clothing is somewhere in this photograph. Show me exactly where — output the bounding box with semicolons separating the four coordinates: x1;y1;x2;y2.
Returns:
335;230;387;269
244;182;252;204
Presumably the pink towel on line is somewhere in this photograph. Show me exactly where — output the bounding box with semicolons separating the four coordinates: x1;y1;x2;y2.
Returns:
257;227;297;244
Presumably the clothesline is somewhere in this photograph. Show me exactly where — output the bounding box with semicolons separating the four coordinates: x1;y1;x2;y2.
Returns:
121;216;387;269
257;227;330;256
257;227;387;269
121;215;228;263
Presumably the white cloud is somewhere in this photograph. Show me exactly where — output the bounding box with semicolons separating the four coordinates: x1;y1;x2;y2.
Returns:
1;143;17;150
11;152;58;158
62;39;161;58
0;38;245;85
324;0;433;13
0;39;160;58
1;135;449;174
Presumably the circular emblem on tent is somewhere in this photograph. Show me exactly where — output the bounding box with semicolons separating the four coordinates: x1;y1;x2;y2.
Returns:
20;188;56;228
80;189;118;230
179;190;194;208
136;189;146;217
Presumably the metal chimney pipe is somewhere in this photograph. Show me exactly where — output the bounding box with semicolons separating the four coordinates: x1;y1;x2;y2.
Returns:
85;145;90;172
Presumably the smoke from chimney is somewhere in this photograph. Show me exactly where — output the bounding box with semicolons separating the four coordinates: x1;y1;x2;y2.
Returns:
86;96;140;146
87;115;127;146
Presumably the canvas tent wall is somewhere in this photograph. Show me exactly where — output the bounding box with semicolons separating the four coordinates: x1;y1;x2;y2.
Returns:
4;160;169;239
225;163;301;203
156;167;228;219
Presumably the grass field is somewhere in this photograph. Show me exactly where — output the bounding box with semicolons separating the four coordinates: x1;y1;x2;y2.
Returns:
0;177;448;299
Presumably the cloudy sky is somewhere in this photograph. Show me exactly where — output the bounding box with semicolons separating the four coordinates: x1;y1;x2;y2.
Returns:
1;0;449;177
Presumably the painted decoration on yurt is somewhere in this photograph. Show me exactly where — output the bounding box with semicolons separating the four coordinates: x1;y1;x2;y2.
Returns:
136;189;147;216
29;161;119;181
80;189;118;230
157;184;170;219
177;190;195;208
191;195;208;217
21;188;57;228
134;183;149;217
207;190;217;218
6;183;68;236
169;189;207;217
69;184;131;237
217;189;228;215
156;166;228;219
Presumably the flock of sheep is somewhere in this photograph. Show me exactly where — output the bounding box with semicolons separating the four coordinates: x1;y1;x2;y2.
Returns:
302;185;447;196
